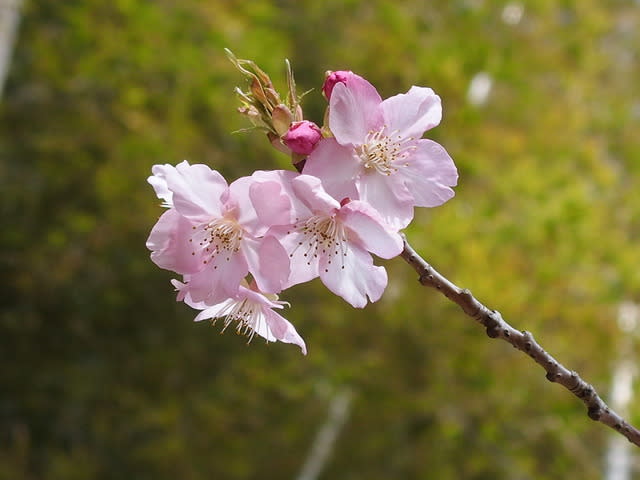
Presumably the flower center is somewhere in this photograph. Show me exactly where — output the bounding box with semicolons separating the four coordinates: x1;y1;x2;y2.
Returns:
290;214;348;271
357;128;415;175
190;217;243;265
215;298;263;342
211;294;287;344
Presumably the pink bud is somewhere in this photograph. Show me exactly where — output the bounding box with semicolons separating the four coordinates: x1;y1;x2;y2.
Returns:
322;70;354;99
282;120;322;155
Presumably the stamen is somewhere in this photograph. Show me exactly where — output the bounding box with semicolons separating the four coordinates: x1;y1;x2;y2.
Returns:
211;298;260;343
209;294;287;345
190;217;243;264
356;127;416;175
289;214;348;271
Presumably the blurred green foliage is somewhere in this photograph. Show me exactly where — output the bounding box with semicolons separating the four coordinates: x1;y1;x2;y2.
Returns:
2;0;640;478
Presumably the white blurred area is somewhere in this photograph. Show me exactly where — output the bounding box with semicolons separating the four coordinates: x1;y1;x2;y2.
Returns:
467;72;492;107
0;0;22;98
501;2;524;26
604;302;639;480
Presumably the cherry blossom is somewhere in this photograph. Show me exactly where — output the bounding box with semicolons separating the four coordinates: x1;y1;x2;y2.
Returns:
304;75;458;229
174;279;307;354
265;174;403;308
146;161;289;303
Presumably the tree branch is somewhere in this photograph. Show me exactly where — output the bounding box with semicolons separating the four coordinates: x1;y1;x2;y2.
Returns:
400;235;640;447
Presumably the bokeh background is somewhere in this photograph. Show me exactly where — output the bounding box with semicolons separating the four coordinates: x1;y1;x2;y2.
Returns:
2;1;640;478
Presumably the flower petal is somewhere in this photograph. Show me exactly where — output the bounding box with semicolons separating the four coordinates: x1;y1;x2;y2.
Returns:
193;298;236;322
163;161;228;221
263;308;307;355
329;81;383;146
339;201;403;259
302;138;360;202
148;167;173;207
249;180;292;231
292;175;340;214
147;209;203;274
319;243;388;308
357;172;414;230
269;226;320;288
398;139;458;207
184;251;247;303
242;235;290;294
380;86;442;140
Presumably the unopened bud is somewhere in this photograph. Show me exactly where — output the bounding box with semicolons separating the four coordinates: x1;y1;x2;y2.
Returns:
282;120;322;155
322;70;354;99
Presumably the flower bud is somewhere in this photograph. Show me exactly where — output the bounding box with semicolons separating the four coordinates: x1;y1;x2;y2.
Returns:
282;120;322;155
322;70;354;99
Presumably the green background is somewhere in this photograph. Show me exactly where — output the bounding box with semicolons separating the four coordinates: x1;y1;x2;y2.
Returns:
2;1;640;478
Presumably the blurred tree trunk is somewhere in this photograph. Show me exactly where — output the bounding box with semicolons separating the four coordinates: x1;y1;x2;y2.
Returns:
0;0;21;98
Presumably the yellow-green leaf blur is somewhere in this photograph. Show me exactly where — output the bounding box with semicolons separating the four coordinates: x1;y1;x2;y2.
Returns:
2;1;639;479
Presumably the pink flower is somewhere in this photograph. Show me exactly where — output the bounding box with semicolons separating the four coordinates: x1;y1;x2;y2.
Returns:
146;161;290;303
265;174;403;308
304;75;458;229
282;120;322;155
174;279;307;354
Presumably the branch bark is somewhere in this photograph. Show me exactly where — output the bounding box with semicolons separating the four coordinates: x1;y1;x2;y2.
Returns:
400;235;640;447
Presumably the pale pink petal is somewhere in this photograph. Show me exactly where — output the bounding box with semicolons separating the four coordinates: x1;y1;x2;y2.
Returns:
171;278;186;297
398;139;458;207
242;235;290;294
329;81;383;146
247;170;303;226
380;86;442;140
302;138;360;202
250;169;300;186
147;209;203;274
228;172;297;235
146;208;179;253
357;172;414;230
192;284;266;321
338;201;403;259
248;311;277;342
164;161;227;221
249;181;292;232
319;243;388;308
174;279;207;306
292;175;340;214
263;308;307;354
193;298;236;322
184;251;247;303
269;226;320;287
224;176;258;230
148;168;173;207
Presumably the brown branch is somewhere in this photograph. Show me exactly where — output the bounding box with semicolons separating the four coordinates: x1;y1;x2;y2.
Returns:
400;235;640;447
